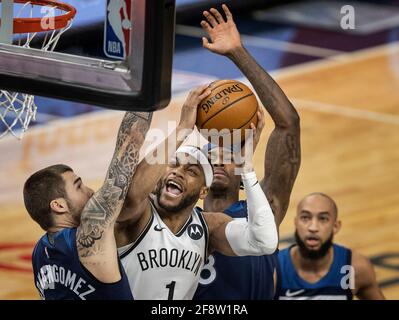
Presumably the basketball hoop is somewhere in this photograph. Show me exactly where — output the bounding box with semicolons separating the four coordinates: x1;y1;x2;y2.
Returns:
0;0;76;139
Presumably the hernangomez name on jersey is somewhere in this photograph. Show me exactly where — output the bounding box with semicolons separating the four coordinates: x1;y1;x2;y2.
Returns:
118;202;209;300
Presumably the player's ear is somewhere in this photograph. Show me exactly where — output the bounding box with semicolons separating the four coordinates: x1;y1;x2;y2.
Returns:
199;186;209;200
333;219;341;235
294;214;299;227
50;198;68;214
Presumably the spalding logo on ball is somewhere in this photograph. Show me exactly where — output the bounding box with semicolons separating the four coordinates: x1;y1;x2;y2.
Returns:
196;80;258;143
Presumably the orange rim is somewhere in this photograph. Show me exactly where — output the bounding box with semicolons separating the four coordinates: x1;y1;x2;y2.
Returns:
11;0;76;33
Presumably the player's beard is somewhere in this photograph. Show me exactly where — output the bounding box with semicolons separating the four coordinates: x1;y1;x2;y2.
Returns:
209;176;240;199
209;183;229;199
155;180;200;213
295;231;334;260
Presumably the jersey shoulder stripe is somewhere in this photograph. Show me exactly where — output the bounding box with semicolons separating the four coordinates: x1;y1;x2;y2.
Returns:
175;215;193;237
194;207;209;259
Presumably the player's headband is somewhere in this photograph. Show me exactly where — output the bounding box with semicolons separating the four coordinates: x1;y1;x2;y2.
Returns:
202;142;241;154
175;145;214;188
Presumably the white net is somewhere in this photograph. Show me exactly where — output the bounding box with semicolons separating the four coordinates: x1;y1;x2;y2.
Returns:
0;1;74;139
0;91;37;139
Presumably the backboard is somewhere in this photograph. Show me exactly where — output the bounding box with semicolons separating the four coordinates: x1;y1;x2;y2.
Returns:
0;0;175;111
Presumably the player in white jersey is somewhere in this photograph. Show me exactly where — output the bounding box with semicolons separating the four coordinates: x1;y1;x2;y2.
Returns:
115;85;279;299
118;199;208;299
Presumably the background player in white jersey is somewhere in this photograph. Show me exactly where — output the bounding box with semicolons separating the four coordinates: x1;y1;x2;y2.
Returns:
194;4;301;299
115;85;278;299
275;193;385;300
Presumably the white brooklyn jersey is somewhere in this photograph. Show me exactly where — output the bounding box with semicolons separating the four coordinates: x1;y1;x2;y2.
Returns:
118;204;209;300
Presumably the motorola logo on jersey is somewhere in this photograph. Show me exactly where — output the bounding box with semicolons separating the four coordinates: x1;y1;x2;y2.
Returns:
187;224;204;240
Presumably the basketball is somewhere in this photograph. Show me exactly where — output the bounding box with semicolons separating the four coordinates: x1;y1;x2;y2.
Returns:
196;80;258;143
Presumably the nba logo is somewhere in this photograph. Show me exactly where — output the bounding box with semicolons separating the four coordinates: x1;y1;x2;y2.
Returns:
104;0;132;59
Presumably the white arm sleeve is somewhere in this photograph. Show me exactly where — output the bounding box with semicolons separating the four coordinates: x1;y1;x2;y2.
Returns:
225;171;278;256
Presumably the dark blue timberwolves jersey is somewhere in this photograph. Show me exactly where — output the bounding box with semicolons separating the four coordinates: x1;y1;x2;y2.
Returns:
275;244;353;300
193;201;277;300
32;227;133;300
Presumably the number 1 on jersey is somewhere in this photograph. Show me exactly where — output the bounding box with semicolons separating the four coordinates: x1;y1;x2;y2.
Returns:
166;281;176;300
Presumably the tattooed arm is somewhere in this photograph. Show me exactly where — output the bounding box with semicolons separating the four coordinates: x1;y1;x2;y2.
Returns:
76;111;152;283
201;5;301;227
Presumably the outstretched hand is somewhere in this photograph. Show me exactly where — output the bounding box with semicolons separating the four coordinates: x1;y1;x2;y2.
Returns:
179;84;212;130
234;106;265;173
201;4;242;56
